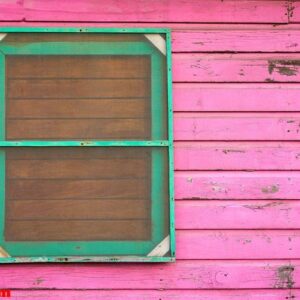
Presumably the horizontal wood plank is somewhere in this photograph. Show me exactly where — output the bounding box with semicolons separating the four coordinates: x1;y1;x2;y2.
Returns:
176;200;300;229
174;113;300;141
8;290;300;300
7;179;147;200
177;230;300;259
7;99;147;119
7;158;147;178
173;83;300;112
172;29;300;52
7;79;149;98
175;171;300;200
5;147;152;160
20;0;288;23
7;118;148;140
0;1;23;21
175;142;300;170
6;199;148;220
5;219;150;241
0;260;298;289
173;54;300;82
6;56;150;79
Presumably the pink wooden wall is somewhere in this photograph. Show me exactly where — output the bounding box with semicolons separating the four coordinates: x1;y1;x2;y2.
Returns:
1;1;300;299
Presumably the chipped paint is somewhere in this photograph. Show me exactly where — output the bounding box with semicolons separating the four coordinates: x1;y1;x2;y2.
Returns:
244;202;283;210
261;185;279;194
274;264;295;289
222;149;246;154
268;60;300;77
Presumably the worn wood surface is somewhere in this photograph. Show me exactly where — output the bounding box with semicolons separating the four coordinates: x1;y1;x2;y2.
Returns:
6;55;151;140
176;230;300;259
174;113;300;141
0;1;288;23
175;142;300;170
1;0;300;297
176;200;300;229
172;28;300;52
5;147;151;241
173;83;300;112
7;289;300;300
0;260;299;289
173;54;300;82
175;171;300;200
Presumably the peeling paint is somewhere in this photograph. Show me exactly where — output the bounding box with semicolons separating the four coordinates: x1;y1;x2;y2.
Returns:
33;277;44;286
244;201;283;210
222;149;246;154
268;60;300;77
261;185;279;194
274;264;295;289
187;177;193;183
287;1;295;20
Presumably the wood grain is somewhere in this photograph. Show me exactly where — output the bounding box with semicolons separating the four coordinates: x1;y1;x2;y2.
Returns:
6;199;148;220
172;29;300;52
8;290;300;300
173;83;300;112
7;119;148;140
173;54;300;82
7;99;147;118
6;56;150;79
7;158;147;178
5;219;150;241
174;113;300;141
7;78;149;99
7;178;147;200
176;200;300;229
21;0;288;23
0;260;298;289
175;171;300;200
177;230;300;259
175;142;300;170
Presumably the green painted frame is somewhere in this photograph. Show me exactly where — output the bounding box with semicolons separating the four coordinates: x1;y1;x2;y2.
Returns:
0;27;174;263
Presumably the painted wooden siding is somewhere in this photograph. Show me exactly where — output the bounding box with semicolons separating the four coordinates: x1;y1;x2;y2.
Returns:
1;1;300;299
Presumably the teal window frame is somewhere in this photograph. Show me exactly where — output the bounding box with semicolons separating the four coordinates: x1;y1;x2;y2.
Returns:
0;27;174;263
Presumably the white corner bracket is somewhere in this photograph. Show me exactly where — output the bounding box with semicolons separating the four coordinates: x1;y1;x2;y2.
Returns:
0;34;7;42
144;34;166;55
147;235;170;257
0;246;10;258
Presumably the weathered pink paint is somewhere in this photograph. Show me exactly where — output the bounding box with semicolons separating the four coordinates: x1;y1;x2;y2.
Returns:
174;113;300;140
1;0;300;298
172;28;300;52
8;289;300;300
175;142;300;170
175;171;300;199
0;0;286;23
176;200;300;229
173;83;300;112
173;54;300;82
177;230;300;259
0;260;299;289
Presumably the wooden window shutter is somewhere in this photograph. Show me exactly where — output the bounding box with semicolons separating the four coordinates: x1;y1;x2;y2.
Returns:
0;28;174;263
